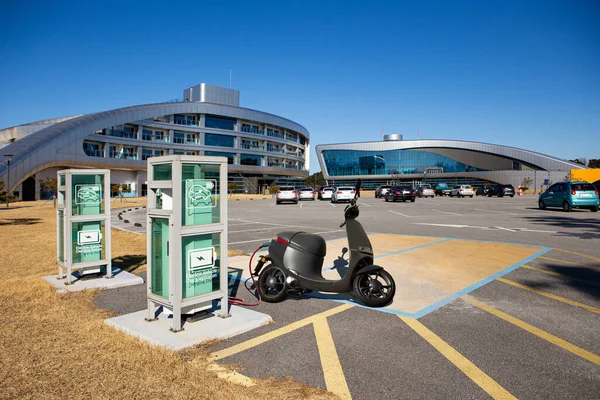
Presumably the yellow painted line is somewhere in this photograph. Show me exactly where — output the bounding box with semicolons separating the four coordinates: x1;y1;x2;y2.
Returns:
554;248;600;263
463;295;600;366
399;316;517;400
522;265;600;288
211;304;354;361
313;318;352;400
539;256;579;266
497;278;600;315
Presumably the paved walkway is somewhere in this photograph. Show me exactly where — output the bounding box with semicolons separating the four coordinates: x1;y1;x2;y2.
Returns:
112;206;146;234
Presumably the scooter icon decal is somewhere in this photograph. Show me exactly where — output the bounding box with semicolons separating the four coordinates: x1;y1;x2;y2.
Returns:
75;185;101;205
186;180;216;208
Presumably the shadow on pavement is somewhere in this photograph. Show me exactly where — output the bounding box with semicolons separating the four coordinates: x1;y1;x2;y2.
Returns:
523;214;600;239
521;261;600;301
111;254;146;273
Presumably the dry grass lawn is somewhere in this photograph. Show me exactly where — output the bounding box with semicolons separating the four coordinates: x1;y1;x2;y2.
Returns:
0;200;334;399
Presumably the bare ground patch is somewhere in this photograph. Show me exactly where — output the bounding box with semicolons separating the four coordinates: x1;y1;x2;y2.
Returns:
0;202;334;400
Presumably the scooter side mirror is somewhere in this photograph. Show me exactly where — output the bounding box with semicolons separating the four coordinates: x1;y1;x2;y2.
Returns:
341;247;348;255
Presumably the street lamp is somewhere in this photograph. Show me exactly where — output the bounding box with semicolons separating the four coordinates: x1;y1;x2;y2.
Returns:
4;154;13;208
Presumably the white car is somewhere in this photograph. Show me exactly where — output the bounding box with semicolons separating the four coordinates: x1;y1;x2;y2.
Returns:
298;188;315;201
319;187;335;200
331;187;356;203
276;186;298;204
450;185;474;198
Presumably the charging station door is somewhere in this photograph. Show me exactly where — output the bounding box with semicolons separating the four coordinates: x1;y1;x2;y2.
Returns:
151;217;170;298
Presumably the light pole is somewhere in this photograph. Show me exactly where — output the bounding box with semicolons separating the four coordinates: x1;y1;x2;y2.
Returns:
4;154;13;208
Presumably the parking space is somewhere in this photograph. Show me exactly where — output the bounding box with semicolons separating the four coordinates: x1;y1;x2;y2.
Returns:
106;194;599;399
213;247;599;399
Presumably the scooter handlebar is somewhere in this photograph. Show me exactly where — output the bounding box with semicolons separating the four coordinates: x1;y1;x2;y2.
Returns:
339;220;346;228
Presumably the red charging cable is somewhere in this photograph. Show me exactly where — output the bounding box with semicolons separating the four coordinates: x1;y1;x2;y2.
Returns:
227;244;265;306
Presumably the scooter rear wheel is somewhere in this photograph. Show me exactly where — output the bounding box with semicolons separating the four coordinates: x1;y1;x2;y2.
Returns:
257;264;289;303
353;268;396;307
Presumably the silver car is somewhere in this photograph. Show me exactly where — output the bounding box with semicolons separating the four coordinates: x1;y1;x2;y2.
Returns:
450;185;474;198
298;188;315;201
276;186;298;205
417;185;435;198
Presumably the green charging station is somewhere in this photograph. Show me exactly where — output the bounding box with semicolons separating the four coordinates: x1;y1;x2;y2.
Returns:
56;169;112;285
146;155;229;332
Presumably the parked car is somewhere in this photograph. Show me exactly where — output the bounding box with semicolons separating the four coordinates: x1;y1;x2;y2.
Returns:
539;181;599;212
385;186;416;202
375;185;392;198
276;186;298;205
435;183;451;196
487;184;515;197
416;184;434;198
318;186;335;200
475;186;489;196
298;187;315;201
450;185;474;198
331;187;356;203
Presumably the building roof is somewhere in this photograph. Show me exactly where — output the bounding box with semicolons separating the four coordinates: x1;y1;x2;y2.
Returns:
0;101;309;189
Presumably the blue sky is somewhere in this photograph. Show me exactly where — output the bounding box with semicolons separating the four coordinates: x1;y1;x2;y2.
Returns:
1;0;598;172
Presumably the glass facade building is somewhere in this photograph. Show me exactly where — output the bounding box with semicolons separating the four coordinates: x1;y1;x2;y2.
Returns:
322;149;486;177
316;137;585;190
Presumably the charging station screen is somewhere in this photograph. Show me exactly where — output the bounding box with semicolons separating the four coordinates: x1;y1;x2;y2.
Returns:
181;232;221;298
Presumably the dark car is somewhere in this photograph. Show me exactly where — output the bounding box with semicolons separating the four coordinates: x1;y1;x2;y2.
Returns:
475;186;489;196
375;185;392;198
487;184;515;197
385;186;416;202
434;183;451;196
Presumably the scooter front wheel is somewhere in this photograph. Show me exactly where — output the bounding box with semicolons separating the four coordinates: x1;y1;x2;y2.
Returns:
257;264;289;303
353;268;396;307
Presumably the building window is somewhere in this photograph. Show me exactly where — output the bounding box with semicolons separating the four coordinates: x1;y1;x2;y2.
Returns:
107;125;137;139
173;132;185;144
205;133;234;147
241;123;264;134
205;151;234;164
142;149;164;161
240;154;262;166
267;128;284;139
205;115;235;130
174;114;198;126
83;142;103;157
185;133;197;144
142;129;153;141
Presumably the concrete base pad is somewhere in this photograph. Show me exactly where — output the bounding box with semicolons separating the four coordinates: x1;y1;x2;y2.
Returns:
105;305;272;350
42;268;144;293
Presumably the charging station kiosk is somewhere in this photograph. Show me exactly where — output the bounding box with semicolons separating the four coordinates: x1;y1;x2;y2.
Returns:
56;169;112;285
146;155;229;332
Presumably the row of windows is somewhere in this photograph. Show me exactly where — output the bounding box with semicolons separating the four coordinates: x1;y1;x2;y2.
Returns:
83;142;303;169
322;149;487;177
97;116;306;145
97;128;304;153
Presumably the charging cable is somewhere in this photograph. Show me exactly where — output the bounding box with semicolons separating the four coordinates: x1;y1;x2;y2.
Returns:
227;242;269;307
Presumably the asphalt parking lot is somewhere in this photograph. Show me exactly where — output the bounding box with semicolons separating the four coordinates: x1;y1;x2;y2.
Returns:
101;194;600;399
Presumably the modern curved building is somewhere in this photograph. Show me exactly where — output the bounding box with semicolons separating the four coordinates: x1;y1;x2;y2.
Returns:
0;83;310;200
316;134;586;190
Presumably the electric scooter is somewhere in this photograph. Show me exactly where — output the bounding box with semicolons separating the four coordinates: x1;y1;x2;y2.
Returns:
253;180;396;307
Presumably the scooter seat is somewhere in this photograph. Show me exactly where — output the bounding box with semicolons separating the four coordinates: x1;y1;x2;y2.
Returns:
289;232;327;257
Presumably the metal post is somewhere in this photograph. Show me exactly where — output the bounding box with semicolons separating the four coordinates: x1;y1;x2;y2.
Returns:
4;154;13;208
